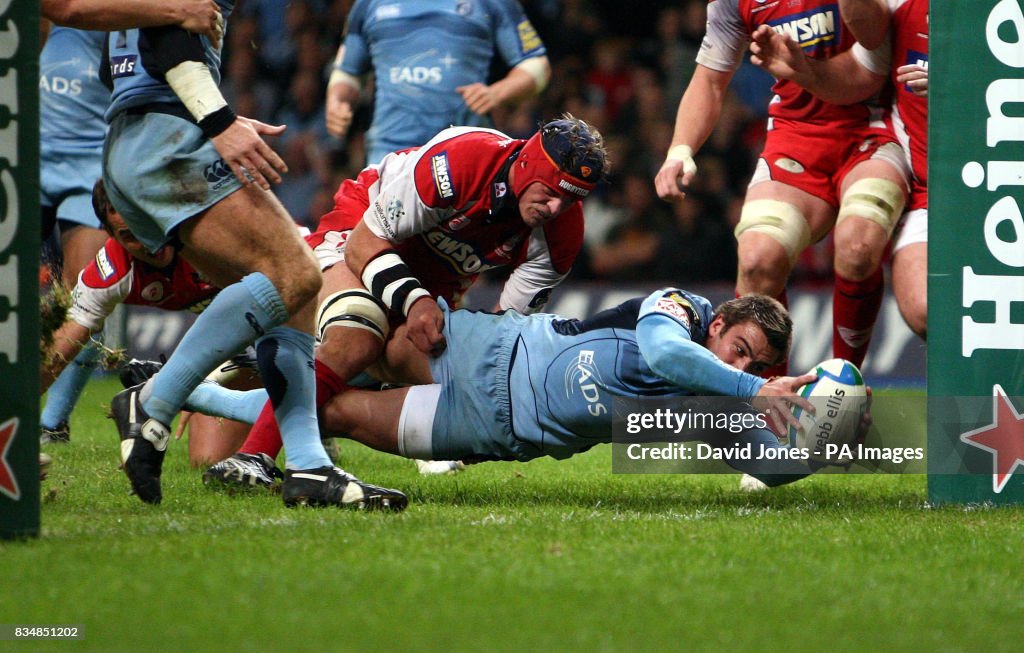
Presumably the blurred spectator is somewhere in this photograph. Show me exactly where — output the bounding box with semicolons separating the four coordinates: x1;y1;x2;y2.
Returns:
275;67;331;145
221;46;278;121
654;191;737;284
586;171;670;281
585;36;633;122
274;133;330;230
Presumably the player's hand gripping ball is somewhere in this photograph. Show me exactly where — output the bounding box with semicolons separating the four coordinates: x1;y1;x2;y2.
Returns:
789;358;867;464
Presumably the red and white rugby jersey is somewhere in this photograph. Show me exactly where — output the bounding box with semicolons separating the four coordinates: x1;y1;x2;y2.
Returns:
853;0;928;202
69;238;219;331
360;126;584;313
700;0;871;128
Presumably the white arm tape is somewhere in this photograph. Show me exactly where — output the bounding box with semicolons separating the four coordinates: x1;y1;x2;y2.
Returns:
513;56;550;93
165;60;228;122
329;68;362;91
666;144;697;176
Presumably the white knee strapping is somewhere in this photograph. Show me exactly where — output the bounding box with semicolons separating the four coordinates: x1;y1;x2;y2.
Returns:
734;199;812;265
837;178;906;236
317;290;390;342
397;384;441;458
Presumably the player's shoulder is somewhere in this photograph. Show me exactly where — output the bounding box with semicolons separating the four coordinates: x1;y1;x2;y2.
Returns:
413;127;517;206
480;0;530;18
640;288;714;332
346;0;373;23
80;239;132;289
708;0;742;17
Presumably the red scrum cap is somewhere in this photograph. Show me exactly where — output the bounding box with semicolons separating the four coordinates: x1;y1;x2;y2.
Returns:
512;116;606;199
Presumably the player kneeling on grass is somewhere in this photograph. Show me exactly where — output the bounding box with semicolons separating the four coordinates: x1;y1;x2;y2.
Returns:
187;288;841;485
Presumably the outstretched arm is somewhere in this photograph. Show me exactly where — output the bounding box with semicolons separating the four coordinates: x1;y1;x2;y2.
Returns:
43;0;222;41
654;64;733;201
637;313;766;400
749;25;885;104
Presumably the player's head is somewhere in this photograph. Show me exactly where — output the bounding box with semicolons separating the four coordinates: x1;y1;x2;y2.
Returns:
91;179;175;268
708;294;792;374
511;114;608;228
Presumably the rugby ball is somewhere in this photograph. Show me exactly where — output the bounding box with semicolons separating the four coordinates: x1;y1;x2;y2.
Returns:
789;358;867;465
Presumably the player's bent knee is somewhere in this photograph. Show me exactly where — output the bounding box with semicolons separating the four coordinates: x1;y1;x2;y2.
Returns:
317;289;390;343
735;200;811;267
897;293;927;339
836;178;906;236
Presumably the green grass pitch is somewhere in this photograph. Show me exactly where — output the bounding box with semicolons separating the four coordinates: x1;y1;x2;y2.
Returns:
7;377;1024;651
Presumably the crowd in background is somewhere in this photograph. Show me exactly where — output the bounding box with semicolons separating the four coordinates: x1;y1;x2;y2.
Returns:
223;0;836;287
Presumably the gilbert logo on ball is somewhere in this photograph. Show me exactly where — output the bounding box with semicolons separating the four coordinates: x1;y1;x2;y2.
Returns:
789;359;868;465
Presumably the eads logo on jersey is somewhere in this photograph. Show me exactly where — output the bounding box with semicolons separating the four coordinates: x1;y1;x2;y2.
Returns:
767;4;839;54
564;350;607;417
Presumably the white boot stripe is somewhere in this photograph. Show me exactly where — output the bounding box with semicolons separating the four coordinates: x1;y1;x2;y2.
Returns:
291;473;329;482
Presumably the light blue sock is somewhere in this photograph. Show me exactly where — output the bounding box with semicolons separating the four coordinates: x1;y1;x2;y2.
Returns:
257;326;330;470
141;273;288;425
184;383;268;424
42;339;102;429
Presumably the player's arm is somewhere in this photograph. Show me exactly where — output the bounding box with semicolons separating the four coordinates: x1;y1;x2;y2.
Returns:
654;64;734;201
839;0;891;50
345;222;444;355
457;55;551;116
42;0;223;41
749;25;886;104
41;321;94;393
637;311;766;401
325;45;361;138
141;26;287;189
41;264;125;392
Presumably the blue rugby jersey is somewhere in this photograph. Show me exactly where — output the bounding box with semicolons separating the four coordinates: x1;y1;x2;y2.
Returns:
40;28;108;153
339;0;546;163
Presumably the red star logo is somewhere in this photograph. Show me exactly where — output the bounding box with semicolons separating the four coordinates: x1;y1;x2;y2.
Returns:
960;385;1024;493
0;417;20;501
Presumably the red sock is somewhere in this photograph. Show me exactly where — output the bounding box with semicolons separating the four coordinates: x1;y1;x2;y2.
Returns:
238;400;283;458
833;268;883;368
313;358;347;408
238;360;349;458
